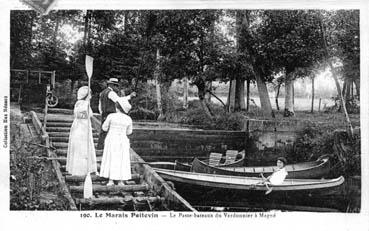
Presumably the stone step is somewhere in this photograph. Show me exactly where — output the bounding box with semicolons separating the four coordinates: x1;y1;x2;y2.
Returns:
40;117;74;123
69;184;149;193
52;142;98;149
46;127;98;133
46;108;73;115
51;136;99;143
47;122;73;127
48;132;99;138
56;149;103;157
75;196;163;206
65;174;141;183
58;156;103;165
61;163;102;172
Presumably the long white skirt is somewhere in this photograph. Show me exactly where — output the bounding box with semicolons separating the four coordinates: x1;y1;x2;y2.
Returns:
100;131;131;181
66;119;97;176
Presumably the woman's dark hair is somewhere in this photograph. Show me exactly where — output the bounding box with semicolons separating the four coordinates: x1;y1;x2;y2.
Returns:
115;102;126;114
277;157;287;166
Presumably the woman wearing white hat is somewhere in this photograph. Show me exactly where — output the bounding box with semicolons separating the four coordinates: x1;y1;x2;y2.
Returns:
66;86;97;176
99;96;133;186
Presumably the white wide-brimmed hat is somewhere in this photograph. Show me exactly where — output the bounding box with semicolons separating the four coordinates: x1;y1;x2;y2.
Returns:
107;78;119;85
117;97;131;114
77;86;91;100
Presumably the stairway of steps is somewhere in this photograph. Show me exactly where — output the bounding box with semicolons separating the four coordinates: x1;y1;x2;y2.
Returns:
43;111;165;211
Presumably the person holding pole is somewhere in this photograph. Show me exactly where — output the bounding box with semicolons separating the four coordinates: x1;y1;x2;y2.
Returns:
258;157;288;195
96;78;135;150
66;86;97;177
100;97;133;186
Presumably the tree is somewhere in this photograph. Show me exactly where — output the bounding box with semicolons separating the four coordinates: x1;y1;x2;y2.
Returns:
254;10;326;117
155;10;226;119
237;10;274;117
318;11;354;138
10;11;37;68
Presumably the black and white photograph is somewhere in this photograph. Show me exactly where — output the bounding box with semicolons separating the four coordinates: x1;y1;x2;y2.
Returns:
1;0;368;230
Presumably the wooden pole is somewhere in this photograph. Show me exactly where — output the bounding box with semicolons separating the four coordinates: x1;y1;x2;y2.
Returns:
246;79;250;112
183;77;188;109
311;77;315;113
318;98;322;112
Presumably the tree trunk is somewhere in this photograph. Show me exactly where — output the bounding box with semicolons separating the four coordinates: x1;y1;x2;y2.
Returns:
229;11;247;112
353;78;360;99
284;72;295;117
154;49;164;121
241;10;273;117
200;99;213;119
254;71;273;117
319;14;354;138
246;79;250;112
235;78;246;111
311;77;315;113
275;83;280;111
228;79;236;112
195;77;213;119
183;77;188;109
205;81;212;104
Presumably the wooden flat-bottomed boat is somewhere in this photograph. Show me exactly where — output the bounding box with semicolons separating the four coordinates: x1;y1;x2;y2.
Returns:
153;168;344;194
191;156;330;179
147;150;245;171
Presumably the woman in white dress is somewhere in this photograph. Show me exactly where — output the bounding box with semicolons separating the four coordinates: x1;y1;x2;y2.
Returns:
66;86;97;176
100;97;133;186
260;157;288;195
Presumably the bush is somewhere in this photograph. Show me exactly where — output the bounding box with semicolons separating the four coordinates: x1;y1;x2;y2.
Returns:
175;100;245;130
288;124;360;177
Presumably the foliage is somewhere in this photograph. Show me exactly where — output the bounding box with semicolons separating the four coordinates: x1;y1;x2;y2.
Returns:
288;123;360;177
175;100;244;130
289;124;335;162
10;116;69;210
323;10;360;83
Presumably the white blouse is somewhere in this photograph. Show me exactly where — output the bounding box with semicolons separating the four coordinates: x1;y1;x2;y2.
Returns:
269;168;288;185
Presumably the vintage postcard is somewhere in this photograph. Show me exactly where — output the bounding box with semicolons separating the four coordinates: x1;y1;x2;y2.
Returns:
0;0;368;230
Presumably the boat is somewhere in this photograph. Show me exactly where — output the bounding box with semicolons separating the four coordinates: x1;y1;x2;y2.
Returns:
148;161;191;171
153;168;345;194
191;155;330;179
147;150;245;171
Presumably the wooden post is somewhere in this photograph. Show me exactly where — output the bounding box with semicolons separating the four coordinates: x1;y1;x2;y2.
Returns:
38;72;42;84
26;70;29;83
43;85;49;130
311;77;315;113
183;77;188;109
51;71;56;88
246;79;250;112
318;98;322;112
18;84;22;104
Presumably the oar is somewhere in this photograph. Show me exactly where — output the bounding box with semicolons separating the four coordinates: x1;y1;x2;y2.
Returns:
84;55;94;199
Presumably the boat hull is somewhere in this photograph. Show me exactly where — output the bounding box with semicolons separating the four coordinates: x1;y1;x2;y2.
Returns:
154;168;344;194
191;156;330;179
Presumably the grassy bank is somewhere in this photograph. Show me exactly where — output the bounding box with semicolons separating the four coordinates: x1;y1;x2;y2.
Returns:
10;107;69;210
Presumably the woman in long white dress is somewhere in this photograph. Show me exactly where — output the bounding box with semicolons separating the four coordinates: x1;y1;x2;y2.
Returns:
100;97;133;186
66;86;97;176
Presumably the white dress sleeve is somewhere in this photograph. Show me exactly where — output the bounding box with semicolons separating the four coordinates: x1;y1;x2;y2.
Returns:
126;117;133;135
269;168;288;185
108;90;120;103
102;114;111;132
